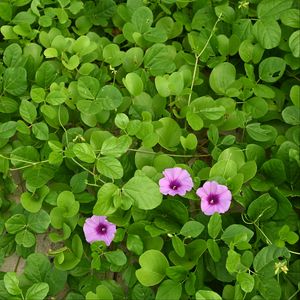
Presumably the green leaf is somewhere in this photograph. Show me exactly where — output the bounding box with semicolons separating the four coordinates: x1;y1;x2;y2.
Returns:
56;191;79;218
221;224;254;247
73;143;96;163
136;250;169;286
172;236;185;257
3;43;22;66
247;193;277;221
208;213;222;239
127;234;143;255
210;159;238;179
101;135;132;157
23;165;55;189
3;67;27;96
195;290;222;300
123;72;144;96
27;210;51;233
282;105;300;125
226;249;241;273
281;9;300;28
132;6;153;33
46;90;67;105
144;44;176;76
209;62;236;95
257;0;293;20
155;279;182;300
155;117;181;150
253;245;290;277
237;272;254;293
0;121;17;139
180;221;204;238
15;229;36;247
253;19;281;49
96;156;123;179
257;277;281;300
5;214;26;234
186;112;204;131
0;2;12;21
19;100;37;124
104;249;127;266
246;123;276;142
97;85;123;110
123;175;162;210
70;171;88;194
289;30;300;57
93;183;118;216
25;283;49;300
4;272;22;296
243;97;268;118
21;187;49;213
32;122;49;140
86;285;113;300
259;57;286;83
290;85;300;107
77;76;99;99
23;253;50;283
0;96;18;113
35;62;59;88
262;159;287;185
207;239;221;262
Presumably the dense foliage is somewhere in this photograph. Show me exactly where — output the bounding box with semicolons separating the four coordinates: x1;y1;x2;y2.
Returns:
0;0;300;299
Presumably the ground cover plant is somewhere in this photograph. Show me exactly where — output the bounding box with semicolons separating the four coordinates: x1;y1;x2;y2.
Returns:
0;0;300;299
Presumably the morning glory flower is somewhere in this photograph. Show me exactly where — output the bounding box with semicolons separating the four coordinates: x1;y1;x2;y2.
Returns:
83;215;116;246
196;181;232;215
159;167;193;196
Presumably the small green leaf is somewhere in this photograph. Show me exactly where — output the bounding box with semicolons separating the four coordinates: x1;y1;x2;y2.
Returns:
195;290;222;300
15;229;36;247
32;122;49;140
3;67;27;96
25;282;49;300
253;19;281;49
5;214;26;234
104;249;127;266
73;143;96;163
96;156;124;179
208;213;222;239
289;30;300;57
172;236;185;257
123;175;162;210
127;234;143;255
209;62;236;95
237;272;254;293
19;100;37;124
180;221;204;238
136;250;169;286
4;272;22;296
259;57;286;83
155;279;182;300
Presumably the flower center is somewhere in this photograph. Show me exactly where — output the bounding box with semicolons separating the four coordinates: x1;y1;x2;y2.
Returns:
207;194;219;205
97;224;107;234
169;180;181;190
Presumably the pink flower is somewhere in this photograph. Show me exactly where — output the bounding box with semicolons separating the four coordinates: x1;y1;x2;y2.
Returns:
83;215;116;246
196;181;232;215
159;167;193;196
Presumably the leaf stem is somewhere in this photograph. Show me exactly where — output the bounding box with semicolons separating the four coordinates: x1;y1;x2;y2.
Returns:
187;13;223;106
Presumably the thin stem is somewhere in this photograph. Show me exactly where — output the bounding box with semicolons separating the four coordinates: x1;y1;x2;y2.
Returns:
187;13;223;106
14;256;21;272
288;250;300;256
287;289;300;300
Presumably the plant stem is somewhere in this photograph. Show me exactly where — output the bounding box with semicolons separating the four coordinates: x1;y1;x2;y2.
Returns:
187;13;223;106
